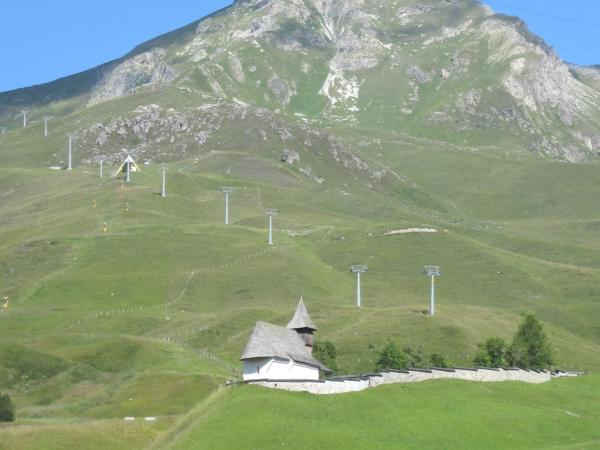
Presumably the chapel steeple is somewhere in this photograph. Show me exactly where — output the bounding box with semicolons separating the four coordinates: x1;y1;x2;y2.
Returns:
287;297;317;353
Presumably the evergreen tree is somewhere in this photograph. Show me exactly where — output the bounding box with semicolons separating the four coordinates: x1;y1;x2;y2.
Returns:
506;315;553;369
0;393;15;422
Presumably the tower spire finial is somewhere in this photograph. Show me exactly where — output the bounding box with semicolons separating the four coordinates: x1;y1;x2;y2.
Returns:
287;297;317;331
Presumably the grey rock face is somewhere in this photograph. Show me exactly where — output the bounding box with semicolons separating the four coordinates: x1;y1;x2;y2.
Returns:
229;55;245;83
268;77;293;104
281;149;300;164
456;90;481;114
482;17;600;116
88;49;178;106
407;67;430;84
558;109;574;127
151;62;178;85
396;4;433;25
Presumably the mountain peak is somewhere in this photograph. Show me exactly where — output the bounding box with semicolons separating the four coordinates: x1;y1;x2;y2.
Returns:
1;0;599;162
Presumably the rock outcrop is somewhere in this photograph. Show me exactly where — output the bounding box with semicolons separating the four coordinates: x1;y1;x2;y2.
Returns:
88;49;178;106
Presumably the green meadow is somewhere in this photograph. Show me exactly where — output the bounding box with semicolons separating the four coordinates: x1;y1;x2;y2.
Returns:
171;376;600;450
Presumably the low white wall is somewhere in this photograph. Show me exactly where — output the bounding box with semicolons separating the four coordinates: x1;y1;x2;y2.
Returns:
248;368;552;395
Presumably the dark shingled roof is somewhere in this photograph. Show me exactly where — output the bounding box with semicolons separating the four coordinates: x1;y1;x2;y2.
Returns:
241;321;331;372
286;298;317;331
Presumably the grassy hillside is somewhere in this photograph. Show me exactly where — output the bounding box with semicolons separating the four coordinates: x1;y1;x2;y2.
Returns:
168;377;600;449
2;120;600;447
4;377;599;450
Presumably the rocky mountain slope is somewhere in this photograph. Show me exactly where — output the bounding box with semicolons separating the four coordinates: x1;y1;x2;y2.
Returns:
1;0;600;165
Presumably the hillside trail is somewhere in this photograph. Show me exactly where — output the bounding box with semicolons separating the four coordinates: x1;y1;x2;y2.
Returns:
61;243;286;331
453;231;600;274
145;386;229;450
52;243;291;375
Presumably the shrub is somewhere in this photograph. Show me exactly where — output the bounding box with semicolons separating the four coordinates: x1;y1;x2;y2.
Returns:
313;341;338;373
473;337;507;368
402;345;429;368
0;393;15;422
376;341;410;371
506;314;553;369
429;353;451;368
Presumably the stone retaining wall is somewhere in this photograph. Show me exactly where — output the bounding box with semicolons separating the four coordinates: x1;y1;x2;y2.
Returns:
248;367;551;395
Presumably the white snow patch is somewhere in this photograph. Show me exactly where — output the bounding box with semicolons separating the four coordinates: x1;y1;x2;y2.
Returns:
320;69;360;110
385;228;437;235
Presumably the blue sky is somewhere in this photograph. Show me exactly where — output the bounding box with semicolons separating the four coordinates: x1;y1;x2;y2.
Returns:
0;1;598;93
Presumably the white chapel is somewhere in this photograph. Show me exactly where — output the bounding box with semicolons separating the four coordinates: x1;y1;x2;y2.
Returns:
241;298;331;381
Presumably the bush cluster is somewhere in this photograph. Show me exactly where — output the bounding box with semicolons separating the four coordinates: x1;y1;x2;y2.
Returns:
313;340;338;373
474;314;553;370
375;342;451;371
